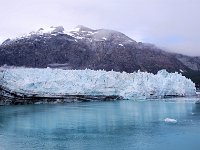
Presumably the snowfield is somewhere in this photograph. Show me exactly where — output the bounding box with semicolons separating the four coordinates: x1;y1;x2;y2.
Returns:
0;68;196;99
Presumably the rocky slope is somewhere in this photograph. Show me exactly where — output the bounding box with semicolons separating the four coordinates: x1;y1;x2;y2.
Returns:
0;25;199;76
175;54;200;71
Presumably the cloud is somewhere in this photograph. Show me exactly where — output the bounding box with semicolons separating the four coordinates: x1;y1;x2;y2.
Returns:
0;0;200;56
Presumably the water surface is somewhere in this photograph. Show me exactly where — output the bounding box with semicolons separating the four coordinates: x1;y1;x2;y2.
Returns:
0;99;200;150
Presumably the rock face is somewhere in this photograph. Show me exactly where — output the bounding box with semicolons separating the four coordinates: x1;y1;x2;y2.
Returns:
0;25;199;74
175;54;200;71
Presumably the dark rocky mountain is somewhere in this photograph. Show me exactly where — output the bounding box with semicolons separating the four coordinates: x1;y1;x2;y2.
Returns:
175;54;200;71
0;25;200;85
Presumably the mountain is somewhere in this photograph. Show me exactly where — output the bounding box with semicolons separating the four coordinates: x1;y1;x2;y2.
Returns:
0;25;200;85
175;54;200;71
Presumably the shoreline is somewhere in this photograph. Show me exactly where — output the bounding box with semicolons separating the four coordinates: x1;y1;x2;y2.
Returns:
0;86;198;106
1;84;199;106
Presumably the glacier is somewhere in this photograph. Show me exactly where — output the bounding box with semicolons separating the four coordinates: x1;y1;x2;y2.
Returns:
0;68;196;101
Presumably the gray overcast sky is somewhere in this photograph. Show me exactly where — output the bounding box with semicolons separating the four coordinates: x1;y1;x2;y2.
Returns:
0;0;200;56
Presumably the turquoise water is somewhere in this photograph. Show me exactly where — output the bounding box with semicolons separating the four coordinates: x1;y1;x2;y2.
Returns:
0;100;200;150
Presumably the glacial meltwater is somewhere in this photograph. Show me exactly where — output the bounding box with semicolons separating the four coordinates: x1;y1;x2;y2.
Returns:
0;99;200;150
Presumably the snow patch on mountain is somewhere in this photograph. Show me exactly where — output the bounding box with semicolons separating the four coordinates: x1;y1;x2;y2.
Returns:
37;26;64;34
66;25;137;44
0;25;138;46
1;26;66;45
0;68;196;99
23;26;65;37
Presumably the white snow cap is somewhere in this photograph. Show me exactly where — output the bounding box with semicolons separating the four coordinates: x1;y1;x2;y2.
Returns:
0;68;196;99
2;25;137;45
36;26;64;34
68;25;136;43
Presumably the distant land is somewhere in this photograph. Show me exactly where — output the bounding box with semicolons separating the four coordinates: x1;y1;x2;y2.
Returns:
0;25;200;87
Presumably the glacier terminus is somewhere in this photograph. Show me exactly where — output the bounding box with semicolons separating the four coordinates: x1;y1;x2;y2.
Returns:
0;68;196;105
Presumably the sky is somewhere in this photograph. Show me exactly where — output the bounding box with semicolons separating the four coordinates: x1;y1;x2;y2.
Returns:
0;0;200;56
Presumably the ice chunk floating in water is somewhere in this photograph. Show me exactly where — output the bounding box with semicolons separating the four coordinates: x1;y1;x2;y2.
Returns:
164;118;177;123
0;68;196;99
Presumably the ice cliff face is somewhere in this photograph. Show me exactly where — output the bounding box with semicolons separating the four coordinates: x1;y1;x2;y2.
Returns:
0;68;196;99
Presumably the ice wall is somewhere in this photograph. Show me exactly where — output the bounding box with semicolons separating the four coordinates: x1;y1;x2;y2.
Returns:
0;68;196;99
